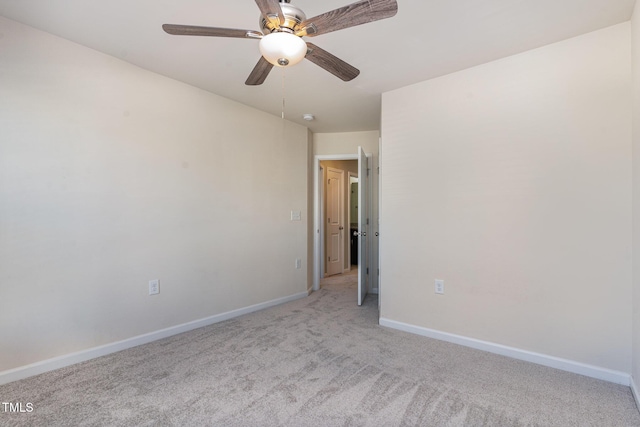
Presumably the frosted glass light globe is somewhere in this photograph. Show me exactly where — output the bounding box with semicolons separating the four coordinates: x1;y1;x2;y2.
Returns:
259;32;307;67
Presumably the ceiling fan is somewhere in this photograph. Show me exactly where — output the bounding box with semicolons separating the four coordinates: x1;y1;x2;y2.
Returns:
162;0;398;85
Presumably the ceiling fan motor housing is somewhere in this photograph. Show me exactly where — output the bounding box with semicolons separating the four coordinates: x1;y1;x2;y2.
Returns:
260;1;306;34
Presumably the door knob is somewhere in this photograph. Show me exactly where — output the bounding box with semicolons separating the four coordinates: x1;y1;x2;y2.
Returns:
375;232;379;237
339;226;344;230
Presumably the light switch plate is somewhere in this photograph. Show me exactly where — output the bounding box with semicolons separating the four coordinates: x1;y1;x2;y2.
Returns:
291;211;302;221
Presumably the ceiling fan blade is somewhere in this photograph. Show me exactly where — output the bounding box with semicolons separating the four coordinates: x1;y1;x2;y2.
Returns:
246;56;274;85
255;0;285;27
305;43;360;82
163;24;262;39
296;0;398;37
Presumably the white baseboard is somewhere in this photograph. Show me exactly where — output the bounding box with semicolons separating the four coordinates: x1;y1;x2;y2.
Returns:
379;317;630;386
0;291;309;386
631;376;640;410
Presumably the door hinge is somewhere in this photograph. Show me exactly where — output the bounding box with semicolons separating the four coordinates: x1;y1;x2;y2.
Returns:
367;168;370;176
366;268;369;275
366;218;369;225
328;217;330;223
377;268;380;275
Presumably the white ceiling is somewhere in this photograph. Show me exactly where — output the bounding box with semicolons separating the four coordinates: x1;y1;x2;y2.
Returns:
0;0;636;133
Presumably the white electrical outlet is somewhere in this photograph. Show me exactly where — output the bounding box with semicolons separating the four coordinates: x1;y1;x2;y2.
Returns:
295;258;302;269
435;279;444;295
149;279;160;295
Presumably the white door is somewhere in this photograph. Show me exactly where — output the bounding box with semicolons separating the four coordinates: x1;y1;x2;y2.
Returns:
358;147;368;305
326;167;344;276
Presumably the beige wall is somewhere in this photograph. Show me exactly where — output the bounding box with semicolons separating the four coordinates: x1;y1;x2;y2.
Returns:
314;131;380;157
314;131;380;291
632;1;640;390
306;129;315;293
0;17;310;372
381;23;632;373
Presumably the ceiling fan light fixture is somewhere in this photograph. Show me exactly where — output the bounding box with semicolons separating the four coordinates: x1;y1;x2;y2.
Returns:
259;32;307;67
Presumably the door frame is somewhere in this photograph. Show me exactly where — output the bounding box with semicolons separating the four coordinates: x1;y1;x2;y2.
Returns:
313;154;371;292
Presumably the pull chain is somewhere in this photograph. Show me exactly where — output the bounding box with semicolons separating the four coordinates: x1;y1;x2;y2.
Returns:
281;67;286;140
281;67;286;120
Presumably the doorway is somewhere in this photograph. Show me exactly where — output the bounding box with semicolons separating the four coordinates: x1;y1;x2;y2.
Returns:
313;149;372;305
321;162;355;277
325;166;345;277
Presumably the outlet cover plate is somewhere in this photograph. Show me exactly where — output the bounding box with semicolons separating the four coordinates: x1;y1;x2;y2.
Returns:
149;279;160;295
435;279;444;295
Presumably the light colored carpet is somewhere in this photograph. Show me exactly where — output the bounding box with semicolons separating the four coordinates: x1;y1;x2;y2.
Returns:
1;270;639;426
